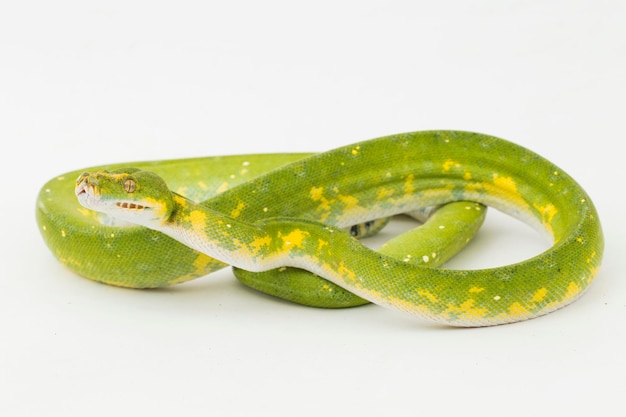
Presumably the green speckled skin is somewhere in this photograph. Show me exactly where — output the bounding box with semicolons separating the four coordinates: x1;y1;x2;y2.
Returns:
234;201;485;307
37;131;603;326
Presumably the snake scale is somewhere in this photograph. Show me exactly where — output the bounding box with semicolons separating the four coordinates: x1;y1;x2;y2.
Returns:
36;130;603;326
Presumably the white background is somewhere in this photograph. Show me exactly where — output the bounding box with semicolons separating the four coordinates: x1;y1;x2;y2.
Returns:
2;1;625;416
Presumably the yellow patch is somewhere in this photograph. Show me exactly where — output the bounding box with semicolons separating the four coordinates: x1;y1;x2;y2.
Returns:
310;186;331;221
376;188;395;201
230;201;245;218
530;288;548;303
167;254;226;285
280;229;308;249
189;210;207;233
310;186;364;222
446;298;488;320
464;182;482;194
403;186;454;208
418;289;439;303
310;186;324;201
442;159;460;172
565;281;581;300
403;173;415;195
338;195;360;211
173;194;187;207
249;236;272;253
493;174;520;197
193;254;218;274
337;261;357;282
540;282;584;315
508;302;530;317
533;203;558;236
469;287;485;293
466;174;529;212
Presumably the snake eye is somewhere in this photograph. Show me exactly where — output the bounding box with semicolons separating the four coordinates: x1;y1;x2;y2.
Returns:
124;178;137;193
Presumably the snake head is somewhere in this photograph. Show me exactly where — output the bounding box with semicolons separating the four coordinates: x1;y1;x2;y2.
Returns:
75;168;175;226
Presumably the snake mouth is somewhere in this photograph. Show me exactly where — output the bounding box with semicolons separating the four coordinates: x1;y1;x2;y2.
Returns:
116;202;149;210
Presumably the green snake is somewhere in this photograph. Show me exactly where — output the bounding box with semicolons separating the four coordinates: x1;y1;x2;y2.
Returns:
36;130;603;326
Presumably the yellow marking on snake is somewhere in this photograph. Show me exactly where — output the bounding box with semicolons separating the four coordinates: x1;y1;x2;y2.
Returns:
231;202;245;218
508;302;531;318
533;203;559;236
565;282;582;300
377;188;395;201
249;236;272;254
280;229;308;249
442;160;460;172
338;195;360;211
418;289;439;303
173;194;187;207
337;261;357;282
189;210;207;233
310;186;324;201
530;288;548;303
403;173;415;195
445;299;489;320
492;174;526;206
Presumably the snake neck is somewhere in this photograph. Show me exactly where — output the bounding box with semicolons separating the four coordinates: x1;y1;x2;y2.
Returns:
158;193;281;272
157;191;371;276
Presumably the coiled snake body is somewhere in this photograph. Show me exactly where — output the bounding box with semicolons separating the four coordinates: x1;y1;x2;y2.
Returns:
36;131;603;326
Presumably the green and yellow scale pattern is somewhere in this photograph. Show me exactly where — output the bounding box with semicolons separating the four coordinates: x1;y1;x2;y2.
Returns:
37;131;603;326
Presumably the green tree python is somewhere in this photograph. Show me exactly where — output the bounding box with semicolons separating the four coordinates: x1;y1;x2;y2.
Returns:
36;130;604;326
